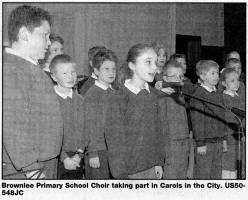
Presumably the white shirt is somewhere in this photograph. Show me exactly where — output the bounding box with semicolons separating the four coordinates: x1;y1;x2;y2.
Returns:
5;47;38;66
95;80;113;90
223;90;239;97
43;63;50;72
54;85;73;99
200;83;216;93
91;73;98;79
124;79;150;95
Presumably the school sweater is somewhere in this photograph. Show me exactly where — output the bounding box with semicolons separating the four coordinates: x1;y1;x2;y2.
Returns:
3;52;63;174
56;90;87;161
78;76;96;96
190;85;226;147
83;83;113;158
159;93;189;140
223;91;245;145
108;85;164;177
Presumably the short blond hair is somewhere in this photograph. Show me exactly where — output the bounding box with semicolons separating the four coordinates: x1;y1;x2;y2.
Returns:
196;60;219;76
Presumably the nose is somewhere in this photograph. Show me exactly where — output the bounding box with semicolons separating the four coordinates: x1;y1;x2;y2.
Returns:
46;38;51;48
151;62;157;70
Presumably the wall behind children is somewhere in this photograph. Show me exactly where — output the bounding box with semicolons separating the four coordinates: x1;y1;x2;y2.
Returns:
3;3;224;76
3;3;176;75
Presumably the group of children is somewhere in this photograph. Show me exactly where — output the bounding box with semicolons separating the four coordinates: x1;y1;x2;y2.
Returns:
46;40;245;180
3;5;245;180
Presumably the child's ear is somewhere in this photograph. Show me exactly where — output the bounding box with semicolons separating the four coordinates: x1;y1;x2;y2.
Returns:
18;26;29;42
50;73;58;83
128;62;135;72
89;60;93;67
199;73;205;82
93;68;99;76
221;81;227;87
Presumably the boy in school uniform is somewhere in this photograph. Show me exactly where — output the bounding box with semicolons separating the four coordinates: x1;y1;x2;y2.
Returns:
39;33;64;85
190;60;226;179
221;68;245;179
159;60;192;179
78;46;106;95
219;58;245;102
3;5;63;179
50;54;87;179
83;49;118;179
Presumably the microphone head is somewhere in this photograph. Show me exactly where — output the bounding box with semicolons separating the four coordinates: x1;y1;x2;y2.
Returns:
162;81;182;93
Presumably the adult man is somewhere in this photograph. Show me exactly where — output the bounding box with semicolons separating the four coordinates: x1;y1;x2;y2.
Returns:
3;5;63;179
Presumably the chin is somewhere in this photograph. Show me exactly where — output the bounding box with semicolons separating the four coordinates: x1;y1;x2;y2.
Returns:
146;77;154;83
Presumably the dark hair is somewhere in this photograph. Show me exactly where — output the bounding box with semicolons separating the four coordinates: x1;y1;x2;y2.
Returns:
163;60;183;75
125;43;155;78
221;68;239;82
196;60;219;76
49;54;74;74
8;5;52;44
169;53;186;61
92;49;118;70
88;46;107;62
49;33;64;45
225;58;241;68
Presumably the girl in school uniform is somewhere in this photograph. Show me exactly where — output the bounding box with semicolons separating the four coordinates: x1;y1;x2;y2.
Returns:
107;43;164;179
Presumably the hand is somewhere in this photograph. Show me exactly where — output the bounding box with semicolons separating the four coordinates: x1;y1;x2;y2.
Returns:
155;81;163;90
71;154;81;167
189;131;193;139
26;170;46;179
154;166;163;179
161;87;175;95
223;140;228;153
89;156;100;168
186;165;194;179
63;157;77;170
197;146;207;155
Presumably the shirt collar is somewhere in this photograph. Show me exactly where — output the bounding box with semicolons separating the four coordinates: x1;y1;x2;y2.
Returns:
43;63;50;72
200;83;216;93
95;80;113;91
54;85;73;99
5;47;38;66
124;79;150;95
223;90;239;97
91;73;98;79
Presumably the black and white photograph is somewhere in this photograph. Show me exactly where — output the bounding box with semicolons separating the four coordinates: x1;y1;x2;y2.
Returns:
1;1;247;199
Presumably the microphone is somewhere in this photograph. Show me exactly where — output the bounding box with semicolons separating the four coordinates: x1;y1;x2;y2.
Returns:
161;81;246;119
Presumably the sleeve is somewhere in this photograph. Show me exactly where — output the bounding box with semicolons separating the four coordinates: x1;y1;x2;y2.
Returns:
190;90;206;147
105;93;128;178
158;97;170;165
76;96;89;155
60;149;69;162
83;91;102;159
3;64;41;171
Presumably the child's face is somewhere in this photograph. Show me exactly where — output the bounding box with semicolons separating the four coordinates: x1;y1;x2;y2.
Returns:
222;72;240;93
229;63;241;77
200;67;219;87
52;63;77;89
175;57;187;73
163;67;184;83
157;48;167;67
48;41;64;63
95;60;116;85
228;52;240;60
129;49;157;83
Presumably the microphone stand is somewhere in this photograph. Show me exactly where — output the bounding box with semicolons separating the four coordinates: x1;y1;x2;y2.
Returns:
177;89;245;179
